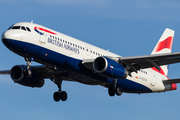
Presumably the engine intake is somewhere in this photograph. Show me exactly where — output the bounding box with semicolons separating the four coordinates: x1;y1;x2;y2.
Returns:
93;57;127;79
10;65;44;88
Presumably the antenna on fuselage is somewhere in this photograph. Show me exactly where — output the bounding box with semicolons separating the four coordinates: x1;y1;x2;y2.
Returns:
31;20;33;23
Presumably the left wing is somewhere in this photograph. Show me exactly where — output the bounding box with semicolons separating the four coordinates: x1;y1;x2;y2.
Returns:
119;52;180;72
82;52;180;73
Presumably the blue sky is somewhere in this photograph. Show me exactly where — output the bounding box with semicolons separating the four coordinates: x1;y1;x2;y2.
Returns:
1;0;180;119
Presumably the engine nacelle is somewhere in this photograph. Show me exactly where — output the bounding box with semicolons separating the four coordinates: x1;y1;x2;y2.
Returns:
93;56;127;79
10;65;44;88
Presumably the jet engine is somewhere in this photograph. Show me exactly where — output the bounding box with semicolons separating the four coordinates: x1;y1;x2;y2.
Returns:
93;56;127;79
10;65;44;87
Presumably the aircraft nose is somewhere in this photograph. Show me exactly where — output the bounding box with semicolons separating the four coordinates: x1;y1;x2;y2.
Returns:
1;30;12;40
1;31;6;40
1;30;24;42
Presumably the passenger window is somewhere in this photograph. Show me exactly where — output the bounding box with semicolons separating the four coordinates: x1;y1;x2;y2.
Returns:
26;27;31;32
12;26;21;29
21;26;26;31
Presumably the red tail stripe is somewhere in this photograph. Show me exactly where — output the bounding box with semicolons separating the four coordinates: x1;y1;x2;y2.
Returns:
34;27;57;35
155;36;173;52
151;67;166;77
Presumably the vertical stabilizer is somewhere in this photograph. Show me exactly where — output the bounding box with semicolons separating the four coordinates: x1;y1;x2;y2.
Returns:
151;28;175;76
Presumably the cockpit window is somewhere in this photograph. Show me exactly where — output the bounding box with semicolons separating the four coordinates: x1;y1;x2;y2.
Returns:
26;27;31;32
12;26;21;29
9;25;31;32
7;24;14;30
21;26;26;31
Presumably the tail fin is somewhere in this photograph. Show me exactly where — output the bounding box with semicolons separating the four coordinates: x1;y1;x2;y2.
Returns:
151;28;175;76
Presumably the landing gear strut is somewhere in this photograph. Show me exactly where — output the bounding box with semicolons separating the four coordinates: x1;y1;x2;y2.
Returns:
25;57;32;76
53;76;67;102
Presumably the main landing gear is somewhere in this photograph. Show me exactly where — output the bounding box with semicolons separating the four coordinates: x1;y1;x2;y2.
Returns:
108;86;122;96
53;76;67;102
53;91;67;102
108;79;122;97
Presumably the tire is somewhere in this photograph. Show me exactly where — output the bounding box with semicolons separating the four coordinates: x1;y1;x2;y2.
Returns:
108;87;115;97
116;87;122;96
60;91;67;101
53;92;61;102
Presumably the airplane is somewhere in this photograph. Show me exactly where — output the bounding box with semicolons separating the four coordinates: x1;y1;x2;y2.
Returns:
1;22;180;102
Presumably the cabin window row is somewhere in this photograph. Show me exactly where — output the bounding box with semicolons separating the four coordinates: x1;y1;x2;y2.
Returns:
50;35;103;56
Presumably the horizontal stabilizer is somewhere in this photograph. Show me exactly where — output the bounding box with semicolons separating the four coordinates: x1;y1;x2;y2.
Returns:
163;79;180;84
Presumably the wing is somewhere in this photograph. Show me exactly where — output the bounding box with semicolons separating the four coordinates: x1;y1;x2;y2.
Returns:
163;79;180;84
0;65;53;79
0;70;11;74
119;52;180;72
0;64;103;85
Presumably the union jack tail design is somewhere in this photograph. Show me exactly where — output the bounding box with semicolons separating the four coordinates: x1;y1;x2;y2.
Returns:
151;28;175;76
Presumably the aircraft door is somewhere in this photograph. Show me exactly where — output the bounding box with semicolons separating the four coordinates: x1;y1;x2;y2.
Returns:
150;70;156;86
39;32;46;43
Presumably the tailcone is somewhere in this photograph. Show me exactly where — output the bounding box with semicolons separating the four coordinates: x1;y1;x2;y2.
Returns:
164;83;177;91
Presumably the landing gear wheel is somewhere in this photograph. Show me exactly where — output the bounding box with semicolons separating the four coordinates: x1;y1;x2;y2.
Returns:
108;87;115;97
116;87;122;96
53;92;61;102
60;91;67;101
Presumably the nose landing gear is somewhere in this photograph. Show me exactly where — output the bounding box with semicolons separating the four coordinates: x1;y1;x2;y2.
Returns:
25;57;33;76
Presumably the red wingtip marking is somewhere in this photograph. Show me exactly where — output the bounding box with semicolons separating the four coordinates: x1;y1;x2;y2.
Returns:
155;36;173;52
171;83;177;90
